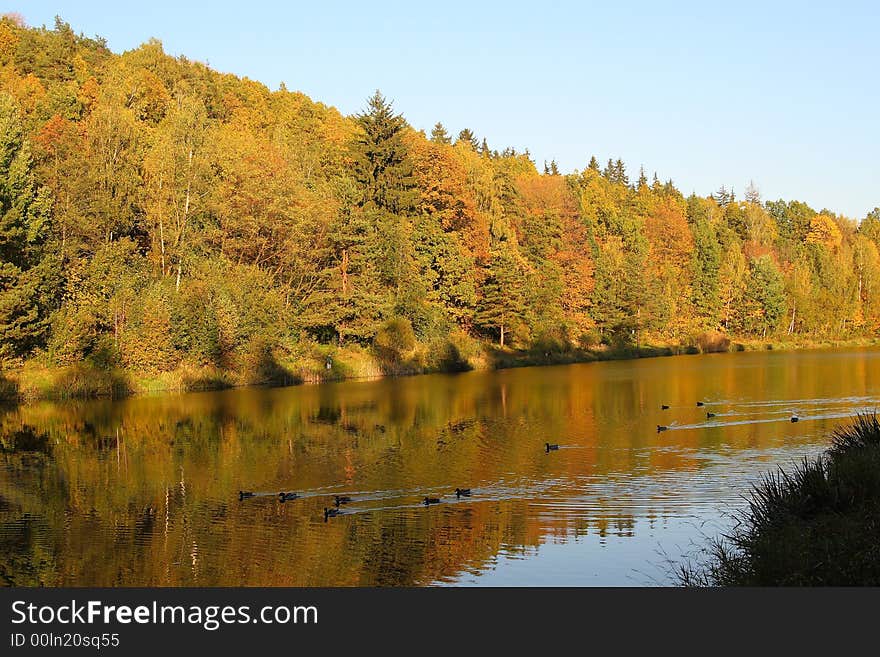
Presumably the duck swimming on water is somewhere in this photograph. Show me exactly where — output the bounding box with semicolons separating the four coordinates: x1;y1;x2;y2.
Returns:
334;495;352;506
455;488;471;498
791;416;799;423
707;412;716;419
324;507;341;521
239;491;255;501
423;497;441;505
545;442;560;452
661;404;670;410
696;401;705;407
278;492;298;502
657;425;668;433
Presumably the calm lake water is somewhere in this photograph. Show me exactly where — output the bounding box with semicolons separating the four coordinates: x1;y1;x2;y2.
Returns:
2;348;879;587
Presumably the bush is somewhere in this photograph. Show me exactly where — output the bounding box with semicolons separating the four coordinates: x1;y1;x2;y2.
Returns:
373;317;416;370
694;331;731;353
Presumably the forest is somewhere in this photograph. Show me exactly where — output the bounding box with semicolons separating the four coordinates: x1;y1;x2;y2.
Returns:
2;16;880;396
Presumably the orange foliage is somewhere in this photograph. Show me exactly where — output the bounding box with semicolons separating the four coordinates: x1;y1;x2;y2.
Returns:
407;134;477;231
34;114;73;154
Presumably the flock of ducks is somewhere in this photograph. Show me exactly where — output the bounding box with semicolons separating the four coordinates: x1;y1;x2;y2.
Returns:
656;401;799;432
240;399;803;521
238;486;475;521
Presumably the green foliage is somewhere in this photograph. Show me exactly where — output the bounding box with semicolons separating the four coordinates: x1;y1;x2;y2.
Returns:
730;255;786;336
373;316;416;367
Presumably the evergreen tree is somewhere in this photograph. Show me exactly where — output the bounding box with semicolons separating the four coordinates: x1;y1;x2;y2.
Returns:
0;94;57;361
690;215;722;328
614;159;629;186
744;179;761;204
456;128;479;150
602;158;616;181
475;243;527;347
430;122;451;145
587;155;600;172
732;255;786;337
353;90;418;215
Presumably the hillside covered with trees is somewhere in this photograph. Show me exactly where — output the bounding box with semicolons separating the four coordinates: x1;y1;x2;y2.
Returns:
2;16;879;396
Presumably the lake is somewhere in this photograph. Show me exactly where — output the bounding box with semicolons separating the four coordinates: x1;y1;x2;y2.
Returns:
2;347;878;586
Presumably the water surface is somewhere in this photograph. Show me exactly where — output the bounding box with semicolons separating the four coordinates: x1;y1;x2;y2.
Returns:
2;348;877;586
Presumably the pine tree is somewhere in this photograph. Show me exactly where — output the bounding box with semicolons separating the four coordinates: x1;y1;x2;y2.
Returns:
614;159;629;186
587;155;600;172
456;128;479;150
430;122;451;145
603;158;616;181
744;180;761;204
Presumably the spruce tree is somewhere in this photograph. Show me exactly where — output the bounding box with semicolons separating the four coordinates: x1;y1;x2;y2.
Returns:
430;122;451;145
456;128;479;150
353;90;418;215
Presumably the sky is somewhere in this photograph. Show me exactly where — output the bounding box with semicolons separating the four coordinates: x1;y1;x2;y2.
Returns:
8;1;880;218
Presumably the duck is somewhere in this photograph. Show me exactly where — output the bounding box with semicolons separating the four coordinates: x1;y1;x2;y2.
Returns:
423;497;441;505
661;404;670;410
455;488;471;498
238;490;255;501
791;416;799;423
324;507;341;521
706;412;716;419
334;495;352;506
278;491;298;502
696;401;705;407
657;425;668;433
545;442;560;452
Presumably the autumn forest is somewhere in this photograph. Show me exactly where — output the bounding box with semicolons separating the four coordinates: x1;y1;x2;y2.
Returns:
2;16;880;396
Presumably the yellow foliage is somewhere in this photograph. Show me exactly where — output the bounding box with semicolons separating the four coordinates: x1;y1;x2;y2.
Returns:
806;214;843;249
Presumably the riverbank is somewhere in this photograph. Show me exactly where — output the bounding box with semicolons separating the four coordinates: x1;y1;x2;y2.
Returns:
2;335;879;404
677;413;880;585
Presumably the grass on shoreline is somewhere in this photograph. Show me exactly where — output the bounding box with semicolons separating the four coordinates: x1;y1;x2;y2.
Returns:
677;413;880;586
1;335;879;404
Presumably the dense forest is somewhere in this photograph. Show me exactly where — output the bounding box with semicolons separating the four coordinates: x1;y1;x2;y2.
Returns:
2;16;879;393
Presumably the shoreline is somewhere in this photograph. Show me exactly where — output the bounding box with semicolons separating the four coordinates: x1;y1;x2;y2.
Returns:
2;336;879;405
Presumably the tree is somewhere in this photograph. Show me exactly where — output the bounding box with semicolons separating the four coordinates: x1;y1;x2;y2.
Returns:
456;128;479;150
732;255;786;337
144;90;210;291
0;94;58;361
353;90;418;215
430;121;450;145
475;242;527;347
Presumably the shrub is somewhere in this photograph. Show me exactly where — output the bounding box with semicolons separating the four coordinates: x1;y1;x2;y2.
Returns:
373;317;416;369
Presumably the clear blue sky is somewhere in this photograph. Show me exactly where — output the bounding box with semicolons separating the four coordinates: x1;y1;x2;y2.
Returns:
9;1;880;218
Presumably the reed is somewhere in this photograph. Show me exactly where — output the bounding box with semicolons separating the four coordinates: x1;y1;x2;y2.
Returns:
678;413;880;586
